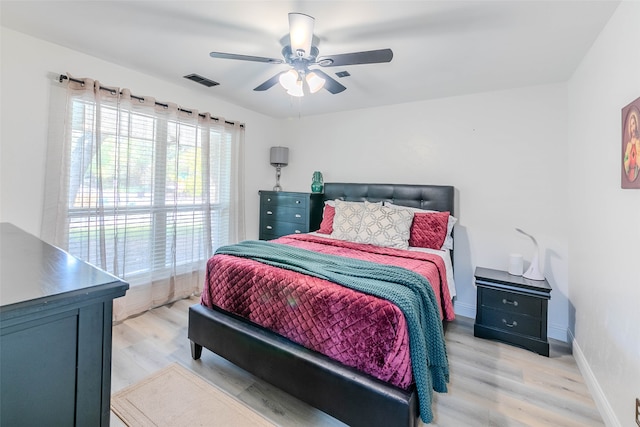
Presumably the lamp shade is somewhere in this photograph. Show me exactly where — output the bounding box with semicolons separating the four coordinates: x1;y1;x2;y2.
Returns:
270;146;289;166
288;13;314;58
279;69;298;91
306;71;325;94
287;79;304;97
279;69;305;97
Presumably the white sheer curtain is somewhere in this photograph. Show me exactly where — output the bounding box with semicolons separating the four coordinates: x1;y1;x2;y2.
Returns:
42;76;245;321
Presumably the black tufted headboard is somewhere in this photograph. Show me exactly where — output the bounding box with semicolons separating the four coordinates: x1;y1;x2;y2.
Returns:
323;182;455;216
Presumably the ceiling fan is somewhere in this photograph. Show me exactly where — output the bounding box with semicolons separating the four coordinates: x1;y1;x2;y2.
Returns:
209;13;393;96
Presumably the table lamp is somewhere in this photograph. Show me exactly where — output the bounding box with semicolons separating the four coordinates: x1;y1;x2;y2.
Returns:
516;228;545;280
270;146;289;191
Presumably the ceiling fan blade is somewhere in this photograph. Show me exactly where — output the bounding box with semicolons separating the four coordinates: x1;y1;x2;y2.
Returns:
254;71;287;91
312;69;346;94
210;51;284;64
318;48;393;67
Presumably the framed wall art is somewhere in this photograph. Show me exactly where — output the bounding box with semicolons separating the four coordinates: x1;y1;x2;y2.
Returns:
622;96;640;189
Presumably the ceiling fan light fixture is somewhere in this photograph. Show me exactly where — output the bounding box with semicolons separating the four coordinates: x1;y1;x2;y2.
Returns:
306;71;325;94
287;79;304;97
288;13;314;58
279;69;298;91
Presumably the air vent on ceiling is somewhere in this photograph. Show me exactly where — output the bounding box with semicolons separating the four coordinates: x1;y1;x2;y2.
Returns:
335;71;351;78
184;74;219;87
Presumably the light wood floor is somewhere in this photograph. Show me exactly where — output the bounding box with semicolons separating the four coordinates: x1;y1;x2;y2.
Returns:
110;296;603;426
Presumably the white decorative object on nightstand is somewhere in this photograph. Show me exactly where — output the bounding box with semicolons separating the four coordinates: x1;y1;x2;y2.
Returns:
515;228;545;280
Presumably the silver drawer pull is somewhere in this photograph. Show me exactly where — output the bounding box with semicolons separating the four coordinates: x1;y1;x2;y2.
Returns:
267;198;271;202
266;225;273;230
294;230;301;234
502;319;518;328
295;200;301;204
266;211;273;215
502;298;519;307
295;214;301;218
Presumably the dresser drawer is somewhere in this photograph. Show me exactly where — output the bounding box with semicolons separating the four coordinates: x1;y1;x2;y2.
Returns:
479;307;543;339
261;206;307;225
261;194;307;208
261;219;305;238
480;287;543;317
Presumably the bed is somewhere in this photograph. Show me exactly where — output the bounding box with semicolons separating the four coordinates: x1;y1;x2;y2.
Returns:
188;183;456;426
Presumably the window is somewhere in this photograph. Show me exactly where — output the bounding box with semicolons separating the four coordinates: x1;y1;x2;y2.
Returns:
43;77;244;320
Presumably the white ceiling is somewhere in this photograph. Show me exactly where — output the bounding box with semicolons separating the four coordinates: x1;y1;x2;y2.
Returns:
1;1;620;119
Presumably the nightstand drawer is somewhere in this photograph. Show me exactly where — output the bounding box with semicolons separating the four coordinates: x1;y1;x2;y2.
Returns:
479;307;543;338
480;287;543;317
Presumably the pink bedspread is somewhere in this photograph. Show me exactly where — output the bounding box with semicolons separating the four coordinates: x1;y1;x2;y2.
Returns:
201;234;454;390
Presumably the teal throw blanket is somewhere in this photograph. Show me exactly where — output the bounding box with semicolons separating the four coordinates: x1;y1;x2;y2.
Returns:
215;240;449;423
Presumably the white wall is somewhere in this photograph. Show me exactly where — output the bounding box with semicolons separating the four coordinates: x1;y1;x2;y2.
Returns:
280;84;570;341
567;2;640;426
0;28;280;240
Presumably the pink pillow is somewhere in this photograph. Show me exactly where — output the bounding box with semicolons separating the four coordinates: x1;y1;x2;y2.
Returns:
317;205;335;234
408;211;450;249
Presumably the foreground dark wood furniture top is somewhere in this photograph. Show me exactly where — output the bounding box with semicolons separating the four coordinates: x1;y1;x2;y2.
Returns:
189;183;455;427
474;266;552;356
0;223;129;427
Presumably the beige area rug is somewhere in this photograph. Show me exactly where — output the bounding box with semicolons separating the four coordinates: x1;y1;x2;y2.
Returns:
112;363;276;427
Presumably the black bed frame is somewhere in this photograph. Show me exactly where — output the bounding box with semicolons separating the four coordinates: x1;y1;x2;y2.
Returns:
188;183;455;427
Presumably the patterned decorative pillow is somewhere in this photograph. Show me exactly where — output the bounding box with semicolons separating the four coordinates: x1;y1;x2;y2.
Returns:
385;202;457;250
330;200;368;241
354;203;414;249
408;211;450;249
317;204;335;234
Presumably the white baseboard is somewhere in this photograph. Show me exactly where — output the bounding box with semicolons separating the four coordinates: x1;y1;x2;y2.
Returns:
548;323;568;343
453;301;476;319
569;330;620;427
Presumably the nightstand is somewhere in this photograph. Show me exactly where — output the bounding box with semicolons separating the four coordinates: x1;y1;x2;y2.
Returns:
473;266;552;356
259;191;324;240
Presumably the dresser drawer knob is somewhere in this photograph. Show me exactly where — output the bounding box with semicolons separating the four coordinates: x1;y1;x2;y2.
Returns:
502;319;518;328
295;214;301;218
266;225;273;230
294;230;301;234
502;298;518;307
266;211;273;215
267;198;271;202
295;200;301;204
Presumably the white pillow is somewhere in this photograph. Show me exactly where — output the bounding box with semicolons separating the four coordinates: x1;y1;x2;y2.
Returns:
354;202;414;249
384;202;457;250
330;200;367;241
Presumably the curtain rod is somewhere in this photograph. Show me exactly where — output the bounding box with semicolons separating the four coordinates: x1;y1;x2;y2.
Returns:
58;74;244;128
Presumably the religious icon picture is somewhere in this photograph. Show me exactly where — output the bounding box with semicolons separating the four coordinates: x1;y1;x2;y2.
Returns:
621;96;640;189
